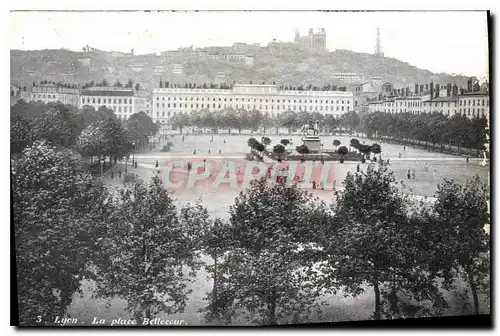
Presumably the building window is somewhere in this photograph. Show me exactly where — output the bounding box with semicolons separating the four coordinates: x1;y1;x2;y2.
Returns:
119;107;122;112
162;103;165;108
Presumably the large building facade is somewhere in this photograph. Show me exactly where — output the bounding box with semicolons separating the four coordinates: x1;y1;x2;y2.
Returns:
27;83;80;106
368;89;489;119
79;87;135;121
152;84;354;126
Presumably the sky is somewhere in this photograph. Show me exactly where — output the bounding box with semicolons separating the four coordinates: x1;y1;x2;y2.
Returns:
9;10;489;79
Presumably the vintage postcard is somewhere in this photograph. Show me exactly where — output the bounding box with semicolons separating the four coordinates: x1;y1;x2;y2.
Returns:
10;9;491;327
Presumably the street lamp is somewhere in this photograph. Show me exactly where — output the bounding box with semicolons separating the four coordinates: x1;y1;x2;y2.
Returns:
100;157;105;177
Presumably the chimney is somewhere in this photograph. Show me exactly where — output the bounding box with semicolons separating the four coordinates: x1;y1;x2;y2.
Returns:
467;78;473;92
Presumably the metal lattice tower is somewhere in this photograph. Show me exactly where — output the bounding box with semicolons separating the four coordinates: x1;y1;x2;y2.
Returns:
375;28;384;57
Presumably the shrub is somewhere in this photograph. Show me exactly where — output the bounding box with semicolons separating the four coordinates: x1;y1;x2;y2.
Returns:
337;146;348;156
296;145;310;154
280;139;290;147
273;144;285;154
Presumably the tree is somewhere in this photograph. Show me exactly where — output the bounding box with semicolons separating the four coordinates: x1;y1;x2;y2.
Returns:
11;113;33;154
426;176;490;314
325;164;445;320
341;111;360;133
198;218;235;324
93;175;202;321
77;119;131;162
204;178;328;325
12;141;109;325
114;80;123;88
31;103;81;147
280;139;290;147
170;112;191;134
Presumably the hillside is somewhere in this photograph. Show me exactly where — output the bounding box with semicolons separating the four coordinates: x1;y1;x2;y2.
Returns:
10;45;471;91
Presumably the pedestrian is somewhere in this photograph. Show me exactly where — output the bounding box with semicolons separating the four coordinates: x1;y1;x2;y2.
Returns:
312;180;317;190
333;180;337;190
403;146;406;151
224;139;226;144
424;163;429;172
193;149;196;155
111;172;114;179
187;162;192;171
387;159;390;165
407;169;411;179
134;161;137;169
203;158;206;168
466;156;469;163
398;152;402;158
411;170;416;179
320;181;324;190
357;164;360;173
208;149;211;154
219;149;221;154
118;171;122;179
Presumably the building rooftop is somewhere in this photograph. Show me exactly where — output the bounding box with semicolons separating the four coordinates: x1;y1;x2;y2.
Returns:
82;89;134;97
425;96;459;102
459;91;489;97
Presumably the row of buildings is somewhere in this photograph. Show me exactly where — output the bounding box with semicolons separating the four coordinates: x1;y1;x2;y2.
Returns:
368;83;490;118
13;77;488;129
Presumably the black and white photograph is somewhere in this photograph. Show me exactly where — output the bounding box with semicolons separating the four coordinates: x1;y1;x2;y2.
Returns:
9;7;491;328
